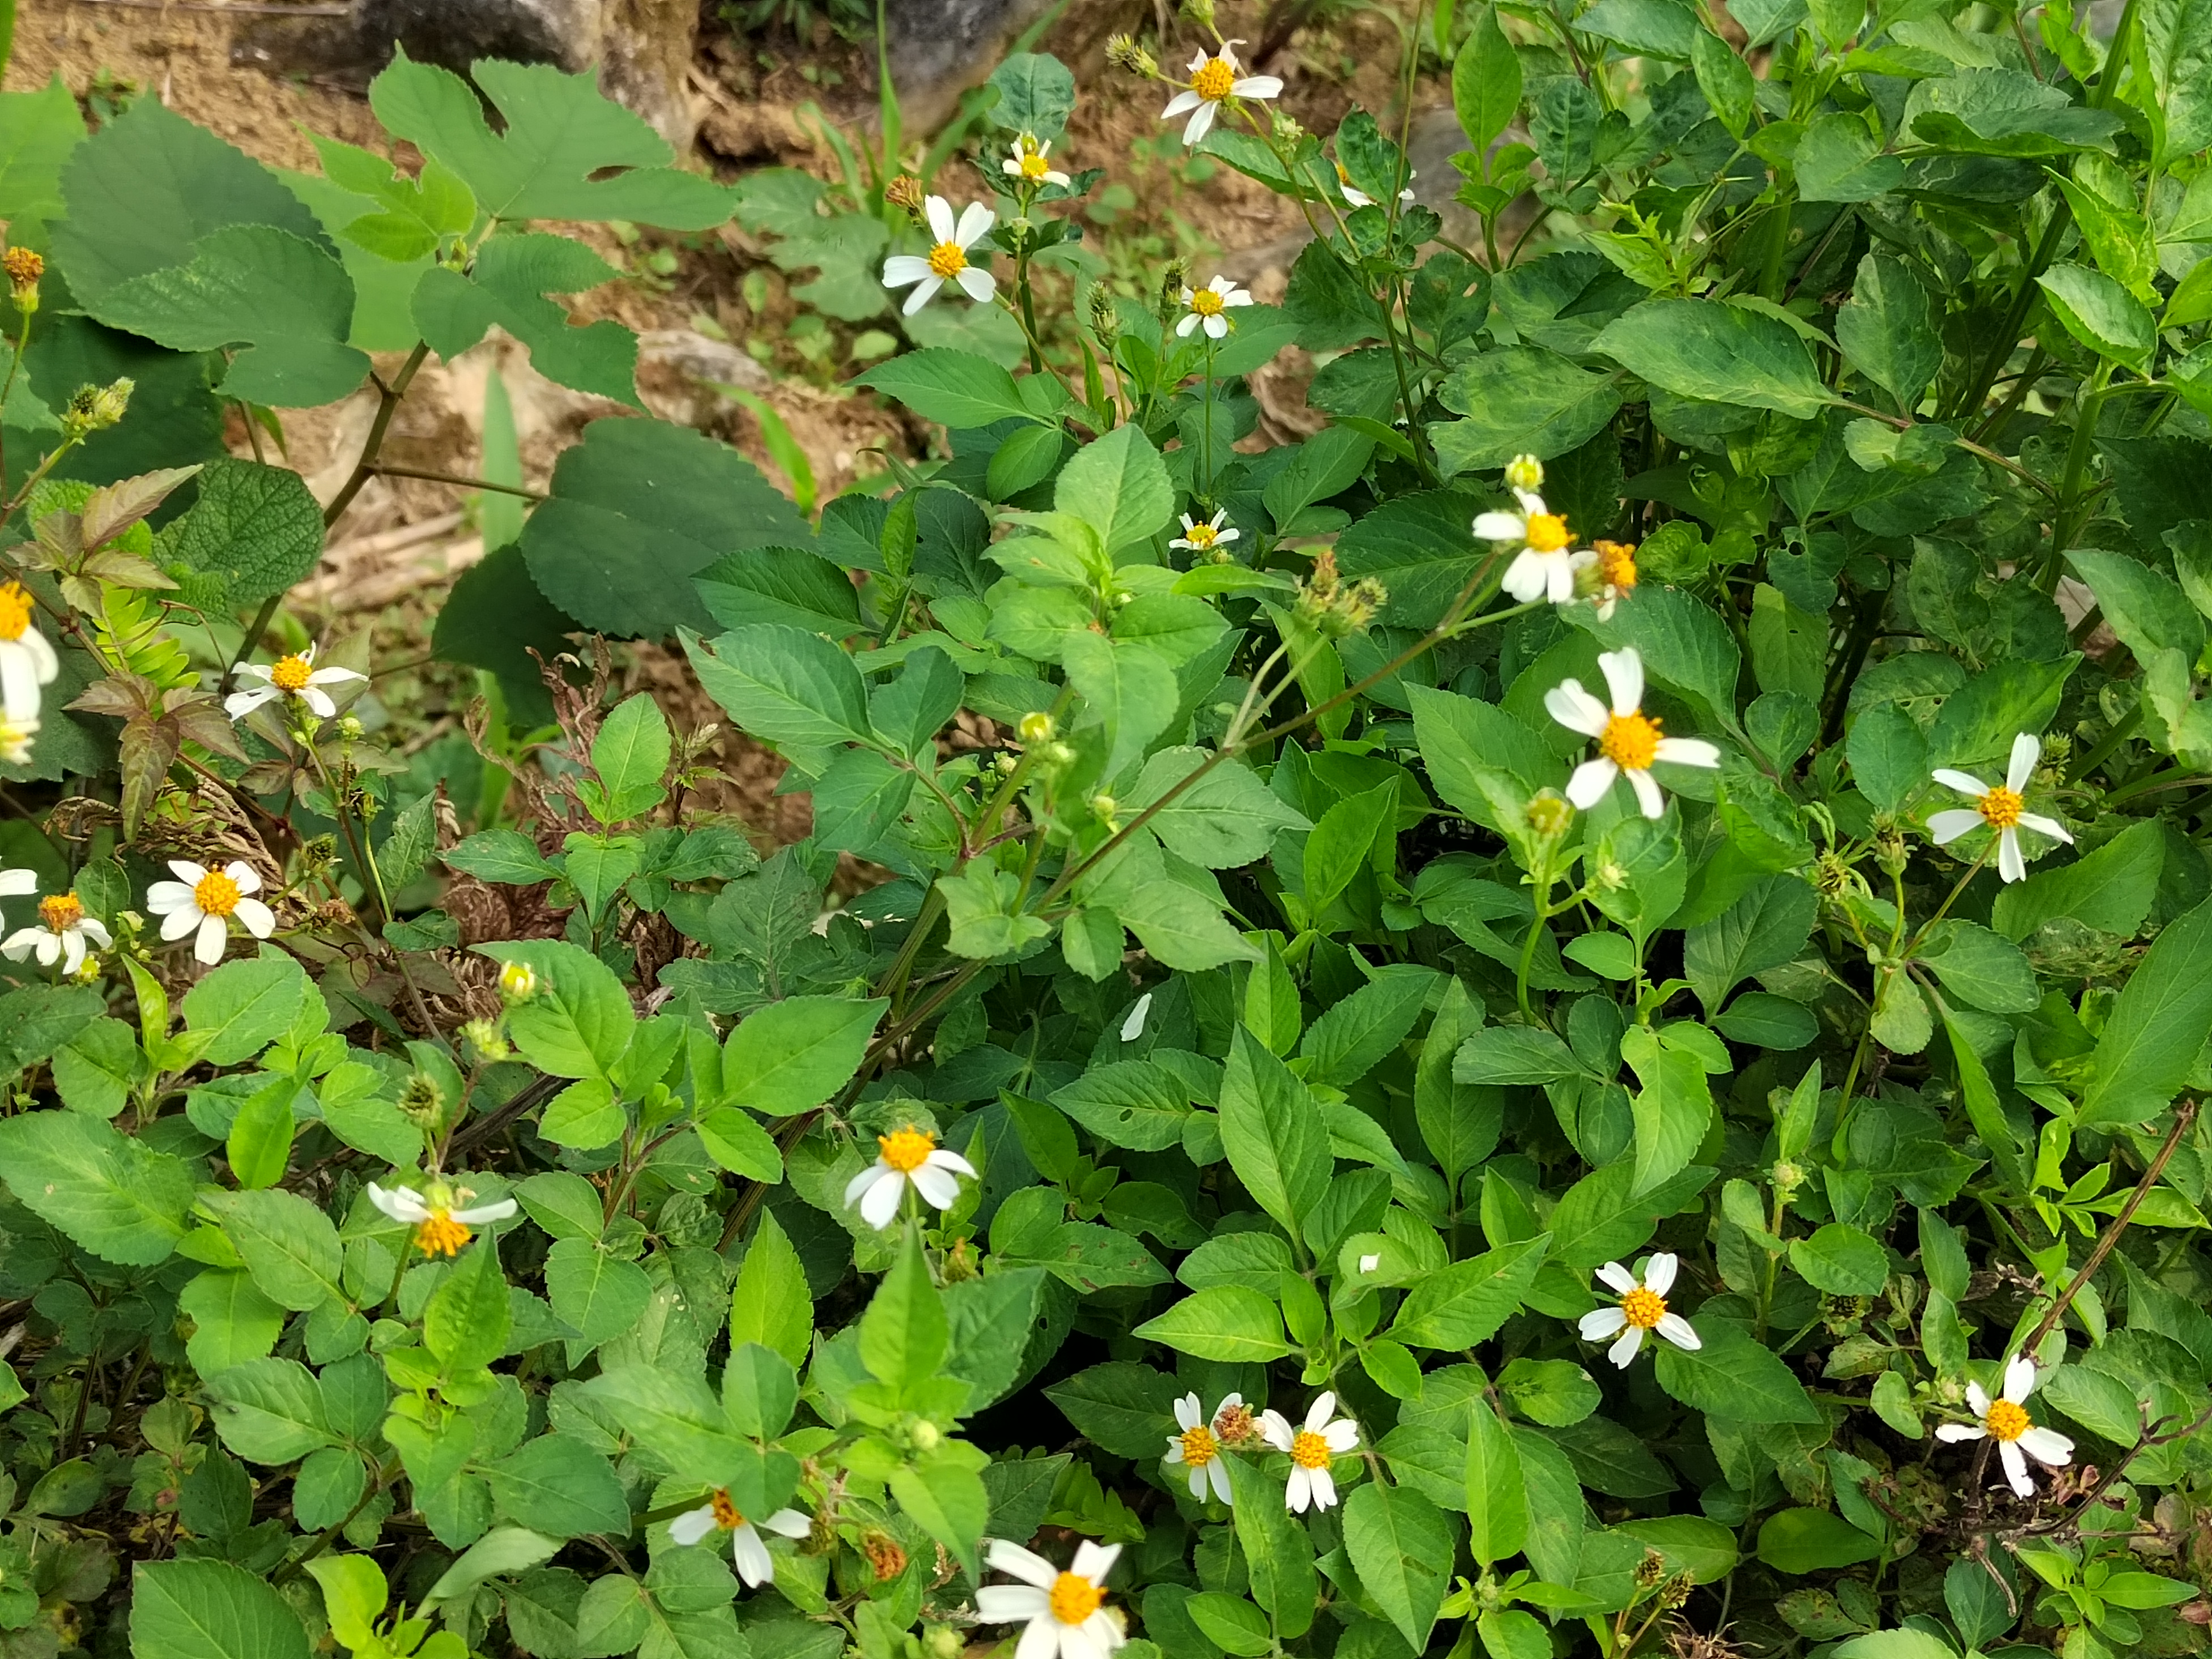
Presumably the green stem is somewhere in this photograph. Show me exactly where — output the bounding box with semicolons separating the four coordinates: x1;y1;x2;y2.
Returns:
2046;368;2114;583
1514;886;1553;1020
1015;241;1045;376
2071;703;2143;780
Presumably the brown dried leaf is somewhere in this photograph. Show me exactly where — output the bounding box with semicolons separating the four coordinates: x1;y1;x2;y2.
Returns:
80;465;202;551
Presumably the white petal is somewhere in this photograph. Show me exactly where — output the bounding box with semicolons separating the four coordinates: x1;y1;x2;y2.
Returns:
1232;75;1284;98
883;254;933;286
909;1160;961;1210
1608;1325;1646;1368
144;882;192;912
1934;1423;1985;1442
1043;171;1070;187
2018;813;2072;844
925;196;956;242
0;650;37;723
2002;1356;2036;1404
1175;1393;1202;1431
1580;1306;1628;1339
766;1509;813;1538
1567;758;1619;809
1175;313;1201;337
1654;737;1721;768
78;918;110;948
1204;313;1228;339
159;903;202;942
0;869;34;895
0;929;37;961
1181;1461;1202;1492
1657;1313;1701;1351
986;1541;1062;1589
1071;1541;1120;1581
2018;1426;2073;1466
1999;1439;2032;1497
1628;767;1666;819
1215;527;1240;542
901;276;944;315
224;687;280;720
22;630;53;683
1224;289;1253;307
1259;1410;1294;1450
41;933;65;969
1926;809;1985;846
1596;1262;1639;1294
1643;1253;1678;1294
2007;731;2041;793
730;1522;773;1588
1998;827;2026;883
1217;40;1243;70
1546;679;1610;737
953;265;997;305
976;1585;1051;1622
667;1504;718;1546
844;1161;887;1209
925;1147;979;1179
1014;1621;1058;1659
450;1197;518;1223
860;1167;906;1228
1184;101;1217;144
1306;1466;1337;1510
1472;511;1526;542
195;913;227;965
225;862;261;894
233;898;275;939
1966;1381;1992;1416
1165;1441;1187;1465
1932;769;1991;798
1285;1466;1311;1512
1546;552;1577;603
955;202;997;246
1598;648;1644;716
1513;489;1548;515
1322;1420;1359;1452
1162;90;1201;116
1305;1392;1337;1431
1500;551;1549;605
1121;993;1154;1041
1207;1457;1233;1504
168;860;209;885
300;687;336;718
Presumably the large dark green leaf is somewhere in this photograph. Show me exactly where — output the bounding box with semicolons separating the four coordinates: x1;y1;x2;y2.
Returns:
1592;300;1834;418
1431;347;1623;475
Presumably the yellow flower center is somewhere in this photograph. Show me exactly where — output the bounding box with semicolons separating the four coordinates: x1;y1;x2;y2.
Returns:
878;1126;937;1173
1178;1424;1219;1467
1601;711;1662;772
39;894;82;931
1620;1286;1667;1329
1182;519;1220;548
1597;539;1639;592
1984;1398;2031;1443
193;870;241;918
1020;150;1052;181
0;581;31;641
1050;1572;1105;1626
1525;513;1572;554
1977;786;2023;829
414;1209;471;1257
711;1488;745;1529
1191;287;1226;318
1192;56;1236;100
269;653;313;692
1290;1428;1332;1470
927;240;967;279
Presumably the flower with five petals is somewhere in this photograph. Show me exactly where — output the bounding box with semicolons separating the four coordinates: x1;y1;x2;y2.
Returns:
1546;647;1721;820
1927;732;2071;884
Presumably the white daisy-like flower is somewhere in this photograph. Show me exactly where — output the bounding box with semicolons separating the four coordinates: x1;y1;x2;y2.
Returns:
144;859;276;966
223;642;367;723
1160;40;1283;146
1935;1354;2074;1498
881;197;997;316
668;1490;812;1587
365;1180;518;1258
1475;486;1580;605
0;713;36;765
1546;647;1722;820
1577;539;1639;622
842;1125;977;1228
1260;1392;1359;1513
1337;160;1416;209
2;892;110;975
976;1538;1128;1659
1164;1392;1235;1504
1169;508;1240;554
0;580;57;722
1176;274;1254;339
1577;1252;1701;1368
1927;732;2072;884
1001;133;1071;189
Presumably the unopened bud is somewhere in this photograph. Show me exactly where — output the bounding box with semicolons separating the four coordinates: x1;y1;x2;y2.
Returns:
1504;453;1545;492
460;1018;511;1062
909;1417;942;1452
1090;793;1117;823
337;714;365;742
994;753;1018;776
1181;0;1216;27
1771;1159;1806;1198
1018;711;1056;746
499;959;538;1003
399;1071;445;1129
1525;791;1572;838
1159;257;1190;317
1269;108;1307;143
1105;33;1159;76
924;1628;964;1659
62;377;133;439
1086;281;1120;350
4;247;41;313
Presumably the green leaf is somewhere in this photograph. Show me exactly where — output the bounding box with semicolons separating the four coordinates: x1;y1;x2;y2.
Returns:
1906;66;2121;156
943;1269;1046;1410
131;1559;310;1659
586;693;672;823
215;1189;341;1312
1045;1362;1182;1458
1461;1397;1528;1567
1185;1593;1273;1656
1390;1235;1549;1349
2037;262;2156;369
479;941;634;1080
1455;1026;1582;1086
2082;895;2212;1126
1756;1507;1885;1572
1218;1028;1332;1238
1584;582;1742;733
1130;748;1309;867
988;52;1078;138
0;79;86;226
414;234;639;406
182;954;308;1066
1623;1027;1713;1196
431;542;576;727
520;417;809;640
1992;816;2162;940
889;1461;988;1581
1051;1061;1196;1151
545;1237;652;1352
1056;422;1173;554
1132;1286;1292;1362
426;1239;512;1373
855;350;1035;428
584;1369;756;1490
1592;299;1835;418
1917;920;2039;1013
1452;4;1524;151
1847;702;1928;816
177;1270;284;1376
1789;1222;1890;1294
698;546;860;637
1226;1458;1318;1639
1794;112;1904;202
1549;1162;1713;1271
484;1435;631;1538
1431;347;1623;475
1344;1481;1456;1651
1334;491;1485;630
729;1211;814;1368
1684;874;1817;1013
723;994;887;1116
1063;632;1179;783
687;624;875;752
1654;1325;1819;1423
1836;254;1941;410
2145;0;2212;155
1691;31;1755;136
203;1357;333;1463
369;50;732;226
0;1109;193;1265
1302;965;1440;1088
859;1233;950;1394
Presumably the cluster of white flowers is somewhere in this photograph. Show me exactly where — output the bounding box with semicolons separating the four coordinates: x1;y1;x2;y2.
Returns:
1156;1390;1360;1514
1475;454;1640;618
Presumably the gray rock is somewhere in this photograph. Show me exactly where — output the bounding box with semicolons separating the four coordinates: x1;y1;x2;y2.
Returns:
884;0;1064;130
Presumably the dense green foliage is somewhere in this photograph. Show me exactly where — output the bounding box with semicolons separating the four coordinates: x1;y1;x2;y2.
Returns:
7;7;2212;1659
